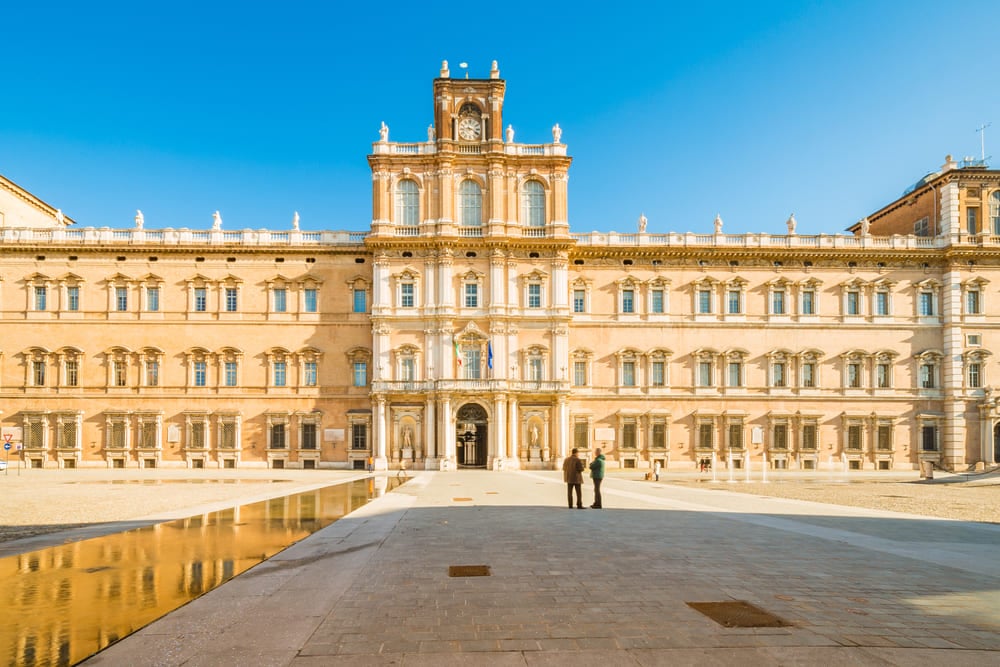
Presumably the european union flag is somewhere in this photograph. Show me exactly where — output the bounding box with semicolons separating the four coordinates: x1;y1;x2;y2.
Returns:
487;341;493;370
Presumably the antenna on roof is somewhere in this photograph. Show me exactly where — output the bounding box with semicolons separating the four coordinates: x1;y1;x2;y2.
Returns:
459;62;469;79
977;122;991;162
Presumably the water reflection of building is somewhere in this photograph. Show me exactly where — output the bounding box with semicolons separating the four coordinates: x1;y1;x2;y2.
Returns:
0;485;362;665
1;62;999;473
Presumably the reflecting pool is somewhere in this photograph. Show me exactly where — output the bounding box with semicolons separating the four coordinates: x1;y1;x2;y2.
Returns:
0;476;405;665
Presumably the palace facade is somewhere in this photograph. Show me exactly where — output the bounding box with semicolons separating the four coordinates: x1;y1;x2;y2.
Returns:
2;61;999;472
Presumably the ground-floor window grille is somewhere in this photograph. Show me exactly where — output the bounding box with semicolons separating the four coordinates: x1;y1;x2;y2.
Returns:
801;423;817;450
573;421;588;450
651;422;667;449
876;423;892;451
220;422;237;449
622;422;637;449
301;423;317;450
697;422;714;449
59;421;78;449
772;424;788;450
352;423;368;450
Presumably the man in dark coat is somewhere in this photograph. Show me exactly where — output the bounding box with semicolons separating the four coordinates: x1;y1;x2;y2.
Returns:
562;447;585;509
589;448;606;509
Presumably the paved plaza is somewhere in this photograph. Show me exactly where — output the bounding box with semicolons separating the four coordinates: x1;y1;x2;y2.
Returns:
86;471;1000;666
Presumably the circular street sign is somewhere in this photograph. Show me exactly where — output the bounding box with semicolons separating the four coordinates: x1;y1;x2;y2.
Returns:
3;443;10;451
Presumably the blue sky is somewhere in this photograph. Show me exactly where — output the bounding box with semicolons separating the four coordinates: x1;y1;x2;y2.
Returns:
2;1;998;235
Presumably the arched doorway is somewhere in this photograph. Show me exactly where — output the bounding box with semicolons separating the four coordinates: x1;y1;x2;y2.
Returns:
456;403;488;468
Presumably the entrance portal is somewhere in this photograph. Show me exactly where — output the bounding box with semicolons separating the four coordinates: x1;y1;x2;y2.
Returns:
994;422;1000;464
456;403;488;468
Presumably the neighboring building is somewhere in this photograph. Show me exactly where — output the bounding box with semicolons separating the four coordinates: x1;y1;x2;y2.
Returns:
2;61;999;471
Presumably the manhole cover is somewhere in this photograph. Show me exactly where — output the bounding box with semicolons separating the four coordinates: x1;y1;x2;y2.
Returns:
687;601;790;628
449;565;491;577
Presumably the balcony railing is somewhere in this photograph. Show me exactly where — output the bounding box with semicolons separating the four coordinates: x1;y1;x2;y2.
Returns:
372;379;567;393
0;227;366;247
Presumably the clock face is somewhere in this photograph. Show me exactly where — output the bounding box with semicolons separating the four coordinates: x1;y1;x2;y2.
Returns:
458;117;481;141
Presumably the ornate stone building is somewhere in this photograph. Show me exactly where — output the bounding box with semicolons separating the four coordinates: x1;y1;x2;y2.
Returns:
1;62;998;471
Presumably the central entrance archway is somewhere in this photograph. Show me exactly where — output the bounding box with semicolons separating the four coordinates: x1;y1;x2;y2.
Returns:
456;403;488;468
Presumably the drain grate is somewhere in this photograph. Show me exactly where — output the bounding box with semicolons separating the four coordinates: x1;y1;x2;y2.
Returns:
449;565;491;577
686;600;790;628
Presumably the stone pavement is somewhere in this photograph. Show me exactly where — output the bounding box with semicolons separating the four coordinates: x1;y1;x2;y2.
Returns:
87;471;1000;666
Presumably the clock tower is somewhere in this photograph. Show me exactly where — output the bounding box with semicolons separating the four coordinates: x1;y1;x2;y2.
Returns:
366;61;573;472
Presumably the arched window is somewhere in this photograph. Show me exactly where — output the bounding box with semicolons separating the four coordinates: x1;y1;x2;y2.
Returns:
395;179;419;226
459;180;482;227
522;180;545;227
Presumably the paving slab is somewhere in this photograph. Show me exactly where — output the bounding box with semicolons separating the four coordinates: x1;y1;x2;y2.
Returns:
86;470;1000;666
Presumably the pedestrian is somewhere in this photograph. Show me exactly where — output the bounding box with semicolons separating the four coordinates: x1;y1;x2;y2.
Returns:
589;448;606;509
367;456;374;473
562;447;585;509
653;460;660;482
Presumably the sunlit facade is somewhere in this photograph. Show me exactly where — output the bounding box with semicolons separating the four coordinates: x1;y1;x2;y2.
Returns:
1;62;999;472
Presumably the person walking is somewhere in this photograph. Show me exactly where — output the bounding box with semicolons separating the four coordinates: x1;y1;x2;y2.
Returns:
653;460;661;482
562;447;585;509
589;448;606;508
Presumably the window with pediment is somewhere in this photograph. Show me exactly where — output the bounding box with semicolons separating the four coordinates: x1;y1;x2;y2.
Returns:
767;279;791;316
872;350;896;389
766;350;791;388
266;348;291;388
616;349;641;387
841;279;865;317
914;279;940;318
26;273;52;312
647;348;671;388
346;348;371;387
841;350;866;389
572;349;593;387
57;347;83;388
724;349;748;388
55;412;82;450
265;276;292;315
266;412;290;450
964;349;991;388
570;278;591;314
57;273;85;313
185;347;211;388
523;346;548;382
797;349;822;388
394;270;420;309
347;276;370;313
724;278;746;315
217;347;243;388
461;271;484;309
184;411;210;450
617;277;639;314
299;275;322;314
522;271;547;310
647;278;669;314
105;347;133;388
963;277;988;316
139;347;164;388
693;349;717;387
694;413;717;451
798;278;821;316
24;347;50;387
395;345;421;382
915;350;942;389
135;412;162;450
692;278;718;315
297;347;322;388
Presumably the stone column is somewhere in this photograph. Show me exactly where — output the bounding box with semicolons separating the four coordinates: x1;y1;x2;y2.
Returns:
375;397;388;470
424;397;436;467
508;396;519;462
493;394;507;467
441;395;455;468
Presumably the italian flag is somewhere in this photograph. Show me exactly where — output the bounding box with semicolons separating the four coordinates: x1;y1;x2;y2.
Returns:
454;340;462;366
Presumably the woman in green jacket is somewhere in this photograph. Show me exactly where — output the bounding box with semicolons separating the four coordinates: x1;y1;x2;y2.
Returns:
589;449;605;509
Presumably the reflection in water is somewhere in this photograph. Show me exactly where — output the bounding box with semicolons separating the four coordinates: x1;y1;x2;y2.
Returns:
0;476;406;666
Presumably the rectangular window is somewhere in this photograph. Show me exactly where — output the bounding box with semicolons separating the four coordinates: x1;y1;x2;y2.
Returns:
914;217;930;237
146;287;160;312
921;425;937;451
772;362;786;387
574;422;589;450
727;362;741;387
224;361;238;387
273;288;287;313
303;288;318;313
353;288;366;313
194;287;207;312
651;423;666;449
146;361;159;387
572;289;586;313
114;361;127;387
967;207;979;235
528;284;542;308
966;290;981;315
968;362;982;388
848;424;862;450
66;286;80;311
621;289;634;313
304;361;318;387
877;424;892;451
353;361;367;387
847;363;861;388
918;292;934;316
651;361;665;386
352;423;368;450
622;361;635;386
727;290;741;314
573;361;587;386
271;423;286;449
400;283;414;308
698;422;714;449
650;289;664;313
876;363;890;388
622;422;636;449
772;290;785;315
801;289;815;315
875;291;889;316
464;283;479;308
728;423;743;449
34;286;47;311
698;361;712;387
301;423;317;450
33;361;46;386
274;361;287;387
773;424;788;449
464;350;481;379
802;362;816;388
400;358;416;381
116;287;128;312
802;423;817;449
846;291;859;315
698;289;712;314
225;287;238;312
528;358;543;381
65;360;79;387
920;363;935;388
140;422;157;449
194;361;207;387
